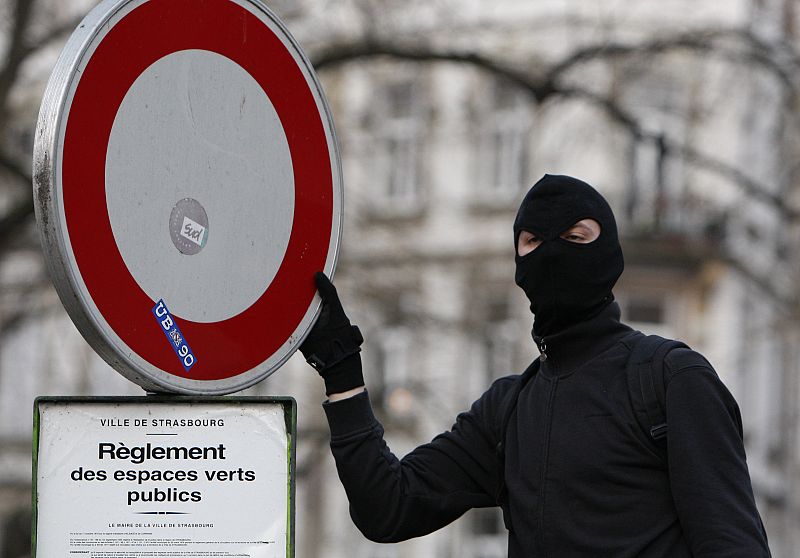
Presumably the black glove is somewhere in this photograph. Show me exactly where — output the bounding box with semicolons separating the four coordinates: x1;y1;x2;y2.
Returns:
300;272;365;395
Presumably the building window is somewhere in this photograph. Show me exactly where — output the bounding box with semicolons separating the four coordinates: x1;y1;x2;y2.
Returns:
481;295;518;384
620;294;672;338
488;127;527;195
371;78;426;216
474;80;531;205
739;287;784;468
373;326;414;418
622;71;691;234
484;321;517;379
626;298;665;324
385;128;421;209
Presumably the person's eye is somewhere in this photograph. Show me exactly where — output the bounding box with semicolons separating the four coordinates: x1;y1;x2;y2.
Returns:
564;232;583;241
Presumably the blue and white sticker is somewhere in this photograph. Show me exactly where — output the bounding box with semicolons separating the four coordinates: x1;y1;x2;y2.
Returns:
152;299;196;372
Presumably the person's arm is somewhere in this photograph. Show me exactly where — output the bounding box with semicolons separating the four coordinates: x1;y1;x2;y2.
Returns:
299;272;504;541
665;349;771;557
323;381;508;542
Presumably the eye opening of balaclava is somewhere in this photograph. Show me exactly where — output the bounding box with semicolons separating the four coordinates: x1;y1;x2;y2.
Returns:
513;174;624;337
516;218;602;257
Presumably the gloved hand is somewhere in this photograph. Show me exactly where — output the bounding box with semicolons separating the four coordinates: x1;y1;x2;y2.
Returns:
300;272;365;395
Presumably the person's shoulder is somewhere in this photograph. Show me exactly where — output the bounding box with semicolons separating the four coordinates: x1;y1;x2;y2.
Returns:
471;373;521;410
661;343;716;380
467;368;534;417
661;344;741;414
626;331;718;380
489;373;522;392
456;372;527;443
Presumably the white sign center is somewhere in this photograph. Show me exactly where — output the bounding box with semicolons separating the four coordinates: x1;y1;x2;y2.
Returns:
106;49;295;323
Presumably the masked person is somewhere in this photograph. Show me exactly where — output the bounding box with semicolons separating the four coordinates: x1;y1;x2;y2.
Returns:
300;174;771;557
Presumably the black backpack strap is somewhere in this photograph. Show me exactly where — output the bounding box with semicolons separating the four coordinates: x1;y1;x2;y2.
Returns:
495;358;540;532
624;333;688;448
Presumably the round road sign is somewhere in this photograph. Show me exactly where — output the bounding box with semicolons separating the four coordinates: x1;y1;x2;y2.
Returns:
33;0;342;394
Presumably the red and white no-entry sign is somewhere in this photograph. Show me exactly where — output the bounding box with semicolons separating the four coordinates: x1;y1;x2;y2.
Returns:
33;0;342;394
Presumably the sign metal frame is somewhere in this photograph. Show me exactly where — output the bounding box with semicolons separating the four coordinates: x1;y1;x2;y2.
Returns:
33;0;343;394
32;395;297;557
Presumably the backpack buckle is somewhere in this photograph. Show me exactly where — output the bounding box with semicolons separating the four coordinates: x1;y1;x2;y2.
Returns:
650;423;668;440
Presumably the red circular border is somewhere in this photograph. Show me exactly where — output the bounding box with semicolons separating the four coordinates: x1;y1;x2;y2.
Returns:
62;0;333;380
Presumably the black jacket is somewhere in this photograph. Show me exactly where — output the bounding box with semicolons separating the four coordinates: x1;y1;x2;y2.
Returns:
323;302;770;556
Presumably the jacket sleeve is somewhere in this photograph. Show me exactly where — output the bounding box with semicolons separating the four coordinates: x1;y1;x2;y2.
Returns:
322;379;513;542
664;349;771;557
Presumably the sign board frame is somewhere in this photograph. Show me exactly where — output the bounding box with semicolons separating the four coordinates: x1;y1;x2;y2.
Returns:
32;396;297;557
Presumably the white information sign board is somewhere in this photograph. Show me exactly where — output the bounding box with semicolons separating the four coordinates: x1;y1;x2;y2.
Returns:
33;397;296;557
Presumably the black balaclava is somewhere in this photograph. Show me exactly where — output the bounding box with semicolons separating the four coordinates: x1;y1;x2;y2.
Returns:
513;174;624;338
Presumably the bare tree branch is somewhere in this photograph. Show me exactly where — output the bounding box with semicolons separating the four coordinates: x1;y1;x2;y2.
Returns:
0;3;81;256
543;28;797;94
0;147;30;185
553;86;800;221
17;13;84;65
311;37;800;222
675;143;799;221
0;0;37;127
553;85;643;135
0;142;34;250
312;40;553;102
722;254;800;315
0;190;33;253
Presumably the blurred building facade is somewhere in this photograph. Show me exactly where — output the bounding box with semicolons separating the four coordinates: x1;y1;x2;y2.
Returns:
1;0;800;557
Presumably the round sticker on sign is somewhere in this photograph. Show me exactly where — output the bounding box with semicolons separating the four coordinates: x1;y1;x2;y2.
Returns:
170;198;210;255
33;0;342;394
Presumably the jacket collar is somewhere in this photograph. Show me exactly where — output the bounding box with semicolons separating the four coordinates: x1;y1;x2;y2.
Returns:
532;301;634;376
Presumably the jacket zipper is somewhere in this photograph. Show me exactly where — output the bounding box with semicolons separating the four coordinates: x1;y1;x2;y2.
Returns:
536;337;548;361
538;373;558;555
533;334;554;554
